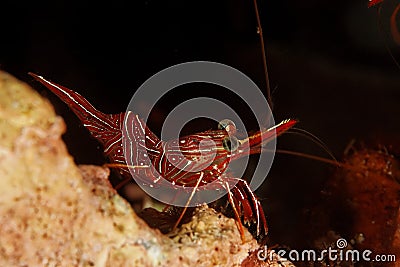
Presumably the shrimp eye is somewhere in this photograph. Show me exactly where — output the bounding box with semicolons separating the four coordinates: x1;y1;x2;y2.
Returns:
222;136;239;152
218;119;237;134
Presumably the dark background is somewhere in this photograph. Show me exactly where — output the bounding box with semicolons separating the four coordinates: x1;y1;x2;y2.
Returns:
1;0;399;247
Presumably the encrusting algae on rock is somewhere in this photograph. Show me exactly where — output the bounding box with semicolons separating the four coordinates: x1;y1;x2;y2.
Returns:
0;71;294;266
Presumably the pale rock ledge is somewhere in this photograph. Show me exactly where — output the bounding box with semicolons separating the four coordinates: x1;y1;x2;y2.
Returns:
0;71;293;267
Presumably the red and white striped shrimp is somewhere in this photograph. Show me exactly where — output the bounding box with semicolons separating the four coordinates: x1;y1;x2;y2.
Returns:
29;72;296;241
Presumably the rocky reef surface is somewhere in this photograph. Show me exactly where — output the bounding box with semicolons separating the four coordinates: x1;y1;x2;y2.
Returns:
0;71;293;267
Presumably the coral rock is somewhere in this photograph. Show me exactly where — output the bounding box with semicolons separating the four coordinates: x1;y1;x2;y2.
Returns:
1;71;294;266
